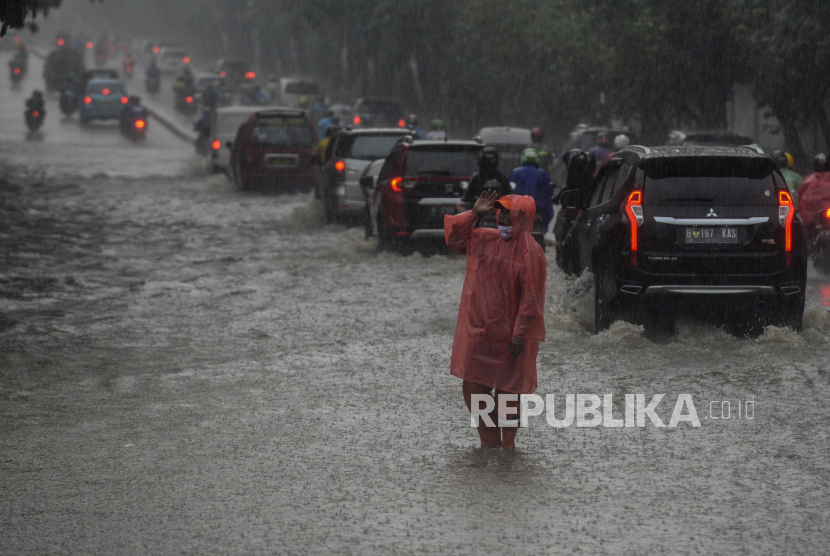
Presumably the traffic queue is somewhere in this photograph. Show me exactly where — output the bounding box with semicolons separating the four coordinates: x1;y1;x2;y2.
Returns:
16;30;830;337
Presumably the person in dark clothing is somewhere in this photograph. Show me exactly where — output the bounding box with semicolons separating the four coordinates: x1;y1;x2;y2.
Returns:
463;146;513;204
553;150;596;269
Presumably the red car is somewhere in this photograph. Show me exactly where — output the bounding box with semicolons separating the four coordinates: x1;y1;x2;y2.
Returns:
229;109;318;192
375;138;484;249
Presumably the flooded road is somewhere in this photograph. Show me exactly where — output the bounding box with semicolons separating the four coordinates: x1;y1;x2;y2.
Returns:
2;49;830;555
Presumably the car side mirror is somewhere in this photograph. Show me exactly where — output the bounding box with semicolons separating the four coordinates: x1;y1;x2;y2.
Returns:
559;189;581;210
310;153;322;166
225;140;233;149
359;176;374;189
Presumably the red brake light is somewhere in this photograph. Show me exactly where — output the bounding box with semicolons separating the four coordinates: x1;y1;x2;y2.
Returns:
398;119;406;128
125;66;132;72
391;177;403;192
32;111;39;118
353;115;361;125
212;139;221;150
134;120;146;129
825;208;830;220
121;96;128;104
152;46;160;54
183;57;191;64
219;70;226;77
102;88;110;95
185;96;193;103
86;41;94;49
334;160;346;172
245;71;256;80
84;96;92;104
57;38;65;46
13;68;20;75
778;190;795;253
624;190;643;265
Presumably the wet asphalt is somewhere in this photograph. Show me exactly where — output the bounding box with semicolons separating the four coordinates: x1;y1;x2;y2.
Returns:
1;49;830;555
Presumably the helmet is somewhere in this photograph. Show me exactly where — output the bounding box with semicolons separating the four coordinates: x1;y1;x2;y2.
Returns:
478;146;499;171
785;152;795;169
812;153;829;173
596;131;611;146
531;127;543;143
330;115;341;125
430;118;444;131
613;134;630;150
771;150;787;169
563;148;582;166
521;148;540;166
408;114;418;126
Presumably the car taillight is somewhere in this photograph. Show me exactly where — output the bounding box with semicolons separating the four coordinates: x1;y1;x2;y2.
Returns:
121;96;128;104
13;67;20;75
353;115;361;125
778;190;795;253
86;41;94;49
390;178;416;192
102;88;110;95
334;160;346;181
84;96;92;104
183;57;191;64
624;190;643;265
32;111;39;118
185;96;193;104
824;207;830;221
134;120;146;129
245;71;255;80
398;119;406;128
153;46;160;54
212;139;220;150
57;38;65;46
219;70;226;77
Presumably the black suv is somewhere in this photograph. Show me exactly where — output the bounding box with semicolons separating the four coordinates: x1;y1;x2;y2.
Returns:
558;145;807;333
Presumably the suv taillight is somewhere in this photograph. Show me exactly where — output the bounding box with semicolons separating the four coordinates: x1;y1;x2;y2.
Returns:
334;160;346;182
390;178;416;192
778;190;795;253
624;190;643;265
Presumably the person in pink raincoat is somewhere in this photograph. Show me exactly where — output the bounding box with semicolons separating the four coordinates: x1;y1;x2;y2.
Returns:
444;191;546;450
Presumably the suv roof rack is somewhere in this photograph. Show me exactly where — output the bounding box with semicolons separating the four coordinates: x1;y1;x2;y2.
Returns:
739;145;764;154
620;145;652;155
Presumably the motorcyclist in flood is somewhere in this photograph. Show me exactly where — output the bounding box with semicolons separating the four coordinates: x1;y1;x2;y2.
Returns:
462;147;512;204
444;190;546;450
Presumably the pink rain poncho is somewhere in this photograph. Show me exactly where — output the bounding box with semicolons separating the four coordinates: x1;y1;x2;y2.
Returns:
444;195;547;394
798;171;830;227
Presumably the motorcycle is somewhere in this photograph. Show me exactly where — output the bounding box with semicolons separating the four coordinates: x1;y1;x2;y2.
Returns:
811;207;830;274
174;86;198;116
119;106;148;142
10;63;24;84
145;76;160;95
59;89;79;115
25;108;45;132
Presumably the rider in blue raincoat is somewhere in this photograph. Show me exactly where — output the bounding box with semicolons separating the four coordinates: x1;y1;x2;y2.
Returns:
509;148;553;232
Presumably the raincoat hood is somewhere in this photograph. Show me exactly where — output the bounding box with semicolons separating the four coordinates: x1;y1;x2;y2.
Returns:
497;195;537;238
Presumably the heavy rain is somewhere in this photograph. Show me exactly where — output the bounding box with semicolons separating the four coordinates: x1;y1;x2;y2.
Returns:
1;1;830;554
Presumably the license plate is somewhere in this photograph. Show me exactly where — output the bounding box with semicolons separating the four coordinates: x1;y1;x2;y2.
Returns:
682;227;739;244
266;156;296;167
100;101;113;107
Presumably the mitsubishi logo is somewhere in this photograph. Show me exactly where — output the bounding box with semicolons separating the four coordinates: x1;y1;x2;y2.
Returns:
445;183;454;194
706;208;717;217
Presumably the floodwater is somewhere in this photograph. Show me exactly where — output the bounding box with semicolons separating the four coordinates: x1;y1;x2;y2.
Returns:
2;49;830;555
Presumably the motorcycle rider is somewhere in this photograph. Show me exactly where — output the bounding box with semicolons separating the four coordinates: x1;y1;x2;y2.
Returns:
796;154;830;239
509;148;553;235
426;119;448;140
530;127;554;173
772;150;803;205
122;51;135;75
146;60;161;81
316;109;336;138
588;132;614;175
552;149;596;267
25;90;46;128
119;95;148;134
407;114;426;139
59;73;79;113
194;108;212;153
462;147;513;204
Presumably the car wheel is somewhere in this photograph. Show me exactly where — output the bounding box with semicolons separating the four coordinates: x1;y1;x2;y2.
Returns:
594;267;615;333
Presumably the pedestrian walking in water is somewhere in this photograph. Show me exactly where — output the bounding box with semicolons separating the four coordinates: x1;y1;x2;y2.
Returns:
444;191;547;449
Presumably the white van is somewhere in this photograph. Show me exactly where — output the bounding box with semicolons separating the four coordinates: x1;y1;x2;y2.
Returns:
156;47;189;74
278;78;321;108
208;106;261;174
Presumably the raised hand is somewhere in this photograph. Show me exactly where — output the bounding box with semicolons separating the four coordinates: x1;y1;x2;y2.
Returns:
472;189;499;216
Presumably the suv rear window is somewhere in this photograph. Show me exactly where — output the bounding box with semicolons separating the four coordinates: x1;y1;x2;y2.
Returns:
336;134;405;160
402;146;480;177
249;115;314;148
284;81;320;96
642;157;779;207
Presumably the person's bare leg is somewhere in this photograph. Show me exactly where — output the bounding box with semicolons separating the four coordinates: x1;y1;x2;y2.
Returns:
496;389;520;450
463;380;501;448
